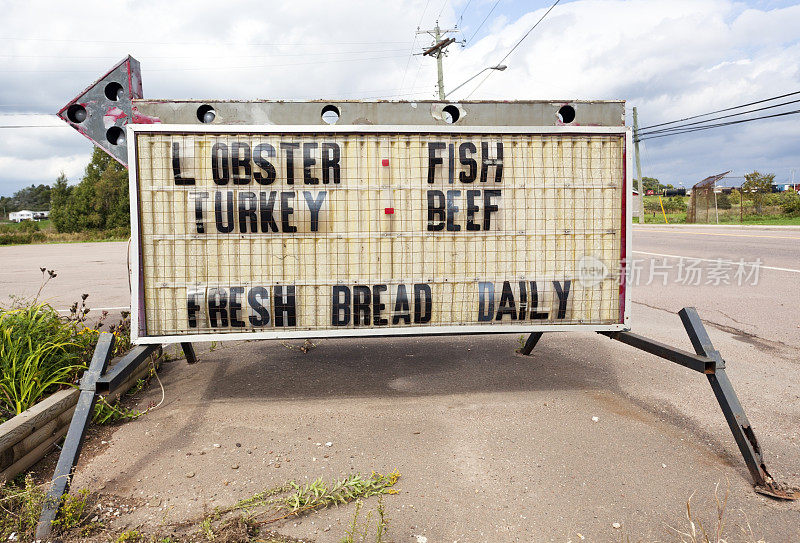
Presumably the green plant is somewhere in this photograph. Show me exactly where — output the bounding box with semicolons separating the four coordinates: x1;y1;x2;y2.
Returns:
0;270;134;419
237;471;400;524
0;303;87;416
92;395;145;424
93;360;160;425
52;488;90;530
340;496;389;543
742;171;775;214
782;193;800;216
715;193;732;210
16;220;40;233
0;475;92;540
0;475;45;538
116;529;143;543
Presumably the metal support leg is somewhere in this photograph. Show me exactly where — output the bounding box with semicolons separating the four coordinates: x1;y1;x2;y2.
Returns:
519;332;543;356
678;308;795;499
599;307;797;500
36;333;115;539
95;344;159;393
181;342;197;364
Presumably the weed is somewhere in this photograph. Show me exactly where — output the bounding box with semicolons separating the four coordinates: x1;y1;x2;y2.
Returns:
281;339;317;353
665;482;765;543
92;395;146;424
341;499;363;543
200;514;216;540
340;496;389;543
0;475;93;540
178;471;400;540
93;360;160;425
236;470;400;524
52;488;90;530
116;529;143;542
376;496;388;543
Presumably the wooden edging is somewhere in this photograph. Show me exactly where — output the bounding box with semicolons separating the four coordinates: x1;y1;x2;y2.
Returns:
0;354;157;483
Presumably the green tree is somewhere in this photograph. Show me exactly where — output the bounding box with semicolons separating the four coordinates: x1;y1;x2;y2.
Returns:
716;193;732;210
50;148;130;233
742;171;774;214
50;172;74;231
634;177;669;193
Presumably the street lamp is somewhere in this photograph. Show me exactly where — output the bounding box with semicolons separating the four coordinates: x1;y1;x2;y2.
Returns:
444;65;507;99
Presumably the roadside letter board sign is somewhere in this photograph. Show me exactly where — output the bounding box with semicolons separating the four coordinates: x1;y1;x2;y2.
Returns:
128;124;631;343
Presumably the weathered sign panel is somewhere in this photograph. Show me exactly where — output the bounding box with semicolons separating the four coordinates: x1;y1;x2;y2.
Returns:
128;124;631;343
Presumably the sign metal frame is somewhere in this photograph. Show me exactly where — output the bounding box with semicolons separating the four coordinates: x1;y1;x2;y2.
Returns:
127;123;632;345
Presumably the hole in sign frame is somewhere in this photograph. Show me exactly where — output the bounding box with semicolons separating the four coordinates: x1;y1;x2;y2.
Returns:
104;81;125;101
106;126;125;146
66;104;87;124
321;104;340;124
442;104;461;124
558;105;576;124
197;104;216;123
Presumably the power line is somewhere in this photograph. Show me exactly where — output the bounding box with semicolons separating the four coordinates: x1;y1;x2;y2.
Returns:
399;0;432;93
0;54;410;73
464;0;560;98
637;108;800;142
467;0;500;43
0;125;68;129
639;90;800;131
0;36;412;47
639;97;800;137
437;0;450;21
457;0;474;26
0;112;58;116
0;48;410;60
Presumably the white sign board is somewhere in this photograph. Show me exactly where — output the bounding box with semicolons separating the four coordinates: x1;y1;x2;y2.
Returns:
128;124;631;344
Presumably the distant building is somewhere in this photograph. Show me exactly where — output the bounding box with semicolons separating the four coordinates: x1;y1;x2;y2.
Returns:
9;210;49;222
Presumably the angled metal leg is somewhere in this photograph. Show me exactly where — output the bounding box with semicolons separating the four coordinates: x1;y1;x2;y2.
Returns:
678;308;795;499
36;333;115;539
599;308;797;500
519;332;543;356
181;342;197;364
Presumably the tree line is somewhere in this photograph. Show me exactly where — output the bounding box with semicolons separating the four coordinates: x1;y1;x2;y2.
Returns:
0;184;51;214
50;148;130;233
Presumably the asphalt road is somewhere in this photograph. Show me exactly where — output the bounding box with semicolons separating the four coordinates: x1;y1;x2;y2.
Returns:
1;226;798;541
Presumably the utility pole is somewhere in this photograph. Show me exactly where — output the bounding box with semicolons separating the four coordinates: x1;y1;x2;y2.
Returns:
632;107;645;222
418;22;458;100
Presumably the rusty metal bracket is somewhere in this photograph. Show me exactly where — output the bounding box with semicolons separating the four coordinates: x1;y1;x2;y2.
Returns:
600;307;798;500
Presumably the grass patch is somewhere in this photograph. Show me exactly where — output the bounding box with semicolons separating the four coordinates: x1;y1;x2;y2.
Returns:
0;475;95;540
0;220;129;246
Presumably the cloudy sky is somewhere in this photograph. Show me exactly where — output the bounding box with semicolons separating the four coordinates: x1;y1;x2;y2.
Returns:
1;0;798;196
